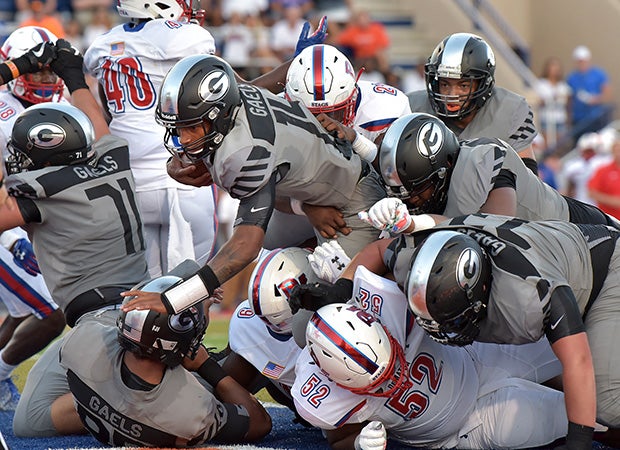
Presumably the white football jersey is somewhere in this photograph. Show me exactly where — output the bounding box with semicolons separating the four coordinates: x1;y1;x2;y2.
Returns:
292;266;565;448
354;80;411;143
229;300;301;388
292;266;478;448
84;19;216;191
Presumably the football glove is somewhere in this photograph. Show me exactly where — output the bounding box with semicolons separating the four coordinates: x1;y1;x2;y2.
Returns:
288;278;353;315
359;198;412;234
307;240;351;283
11;238;40;276
50;39;88;93
294;15;328;57
354;421;387;450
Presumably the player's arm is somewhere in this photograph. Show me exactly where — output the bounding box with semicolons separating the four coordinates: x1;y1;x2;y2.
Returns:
121;174;277;314
184;346;272;443
478;169;518;216
240;16;327;93
326;421;387;450
546;285;596;447
167;156;214;187
0;197;27;231
49;39;110;140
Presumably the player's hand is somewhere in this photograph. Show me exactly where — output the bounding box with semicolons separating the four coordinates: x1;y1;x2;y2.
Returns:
359;198;412;234
288;278;352;315
294;15;328;57
0;178;13;211
50;39;88;93
120;290;167;314
11;238;40;275
315;113;356;142
307;240;351;283
354;421;387;450
303;204;351;239
167;156;214;187
16;41;56;74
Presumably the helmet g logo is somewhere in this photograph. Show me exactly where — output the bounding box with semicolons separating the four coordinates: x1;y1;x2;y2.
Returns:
456;248;481;290
416;122;443;158
199;70;230;103
28;123;66;148
169;306;198;332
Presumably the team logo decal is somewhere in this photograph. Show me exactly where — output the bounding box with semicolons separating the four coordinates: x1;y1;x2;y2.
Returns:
28;123;66;148
416;122;443;158
199;70;230;102
456;248;481;290
169;306;199;332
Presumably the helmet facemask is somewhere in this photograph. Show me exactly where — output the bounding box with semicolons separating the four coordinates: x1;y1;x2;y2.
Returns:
10;70;64;104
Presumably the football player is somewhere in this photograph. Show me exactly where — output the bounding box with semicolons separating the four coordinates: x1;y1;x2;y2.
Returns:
360;113;620;236
292;214;620;448
292;271;568;449
407;32;539;169
1;40;150;437
120;54;387;316
0;26;66;412
60;274;271;447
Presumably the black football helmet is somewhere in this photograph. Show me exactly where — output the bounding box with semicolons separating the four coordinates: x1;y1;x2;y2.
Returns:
425;32;496;119
6;103;96;174
156;54;241;162
117;275;207;367
378;112;460;214
406;230;492;346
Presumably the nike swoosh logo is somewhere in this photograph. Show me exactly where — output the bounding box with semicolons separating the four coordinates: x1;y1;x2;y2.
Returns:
250;206;268;213
33;47;45;57
550;314;565;330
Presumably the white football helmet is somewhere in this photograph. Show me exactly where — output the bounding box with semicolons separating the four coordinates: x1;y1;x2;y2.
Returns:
305;303;411;397
0;26;63;104
116;0;204;23
285;44;359;126
248;247;319;335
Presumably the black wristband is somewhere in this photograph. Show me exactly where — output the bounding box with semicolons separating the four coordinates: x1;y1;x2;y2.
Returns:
197;264;221;294
197;357;227;388
12;52;37;76
61;71;89;94
565;421;594;450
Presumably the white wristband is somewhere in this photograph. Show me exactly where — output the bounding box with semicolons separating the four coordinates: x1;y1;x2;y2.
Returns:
352;132;378;162
290;198;306;216
0;230;19;251
162;274;210;314
411;214;436;232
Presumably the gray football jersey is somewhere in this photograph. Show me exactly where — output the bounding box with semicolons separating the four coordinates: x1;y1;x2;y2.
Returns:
444;137;570;221
389;214;615;344
208;84;362;207
60;321;227;446
6;135;148;309
407;87;537;152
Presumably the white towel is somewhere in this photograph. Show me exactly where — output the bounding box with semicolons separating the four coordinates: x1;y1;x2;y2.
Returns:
166;188;195;273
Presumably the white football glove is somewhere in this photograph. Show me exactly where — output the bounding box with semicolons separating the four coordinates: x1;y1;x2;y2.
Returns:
354;421;387;450
307;240;351;283
359;198;412;234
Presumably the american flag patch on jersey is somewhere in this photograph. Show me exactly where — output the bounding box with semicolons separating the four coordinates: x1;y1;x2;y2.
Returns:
110;42;124;55
262;361;285;379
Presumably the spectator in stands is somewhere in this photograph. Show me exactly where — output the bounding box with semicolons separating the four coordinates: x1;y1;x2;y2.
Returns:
560;132;610;205
269;0;313;22
221;0;268;24
220;10;256;79
81;5;114;50
310;0;352;43
535;56;571;150
18;0;65;38
336;9;390;75
588;132;620;220
567;45;613;142
269;4;305;61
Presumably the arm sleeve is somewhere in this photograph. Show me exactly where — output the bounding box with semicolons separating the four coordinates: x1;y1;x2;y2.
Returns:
545;285;586;344
233;172;277;231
